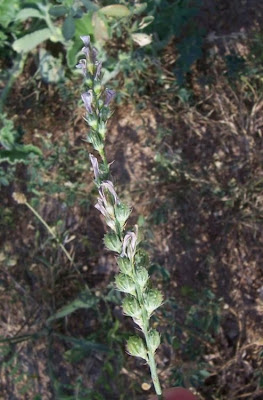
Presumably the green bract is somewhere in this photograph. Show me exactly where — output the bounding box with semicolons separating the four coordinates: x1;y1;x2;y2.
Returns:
122;296;141;318
144;289;163;316
115;203;132;229
148;329;161;354
115;273;136;296
127;336;148;361
136;267;149;290
117;256;133;276
104;232;122;253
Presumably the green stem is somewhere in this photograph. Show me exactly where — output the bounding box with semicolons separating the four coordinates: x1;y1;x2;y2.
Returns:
25;201;73;264
144;331;162;396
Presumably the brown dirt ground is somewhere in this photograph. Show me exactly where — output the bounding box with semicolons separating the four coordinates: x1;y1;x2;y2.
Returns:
1;1;263;400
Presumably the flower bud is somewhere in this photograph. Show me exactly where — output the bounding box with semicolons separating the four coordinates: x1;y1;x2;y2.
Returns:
115;203;131;230
104;232;122;253
88;131;103;153
105;88;116;106
144;289;163;316
85;114;98;130
12;192;27;204
87;61;95;75
115;273;136;296
98;99;104;109
86;78;93;87
126;336;148;361
148;329;161;353
94;82;102;95
121;229;138;260
136;267;148;291
81;90;93;113
117;257;133;276
98;121;106;139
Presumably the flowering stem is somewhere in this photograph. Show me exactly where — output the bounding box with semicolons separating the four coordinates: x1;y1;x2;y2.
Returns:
77;34;163;397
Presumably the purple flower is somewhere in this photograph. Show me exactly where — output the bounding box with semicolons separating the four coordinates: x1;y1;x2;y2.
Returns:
81;90;93;113
81;46;90;57
95;198;107;217
121;228;138;259
80;35;90;47
89;154;100;180
95;61;102;80
91;47;98;63
105;88;116;106
100;181;119;205
80;36;90;57
76;59;87;76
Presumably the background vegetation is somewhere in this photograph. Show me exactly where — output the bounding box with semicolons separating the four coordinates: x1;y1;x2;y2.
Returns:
1;1;263;399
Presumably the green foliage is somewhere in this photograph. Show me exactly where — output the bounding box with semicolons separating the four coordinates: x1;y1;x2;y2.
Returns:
27;134;91;207
47;291;98;323
0;114;42;165
0;0;20;28
13;28;52;53
165;290;221;389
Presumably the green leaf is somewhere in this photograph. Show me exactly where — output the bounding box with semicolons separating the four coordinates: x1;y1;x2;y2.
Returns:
49;5;68;17
55;334;109;360
47;292;98;323
133;2;147;15
12;28;51;53
138;16;154;30
81;0;99;11
0;0;20;28
0;145;42;164
16;8;45;21
75;12;93;37
99;5;130;18
62;15;75;40
66;40;81;68
131;32;152;47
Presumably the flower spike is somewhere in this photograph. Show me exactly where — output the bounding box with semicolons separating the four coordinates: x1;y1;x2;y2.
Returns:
78;34;163;397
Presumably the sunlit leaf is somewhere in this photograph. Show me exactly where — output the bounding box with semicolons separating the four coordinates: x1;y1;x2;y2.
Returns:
92;12;109;43
138;16;154;30
16;8;45;21
12;28;51;53
131;33;152;47
99;5;130;18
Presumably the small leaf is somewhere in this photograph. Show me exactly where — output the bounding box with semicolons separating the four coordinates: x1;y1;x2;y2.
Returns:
66;40;80;68
16;8;45;21
99;5;130;18
0;145;42;164
133;2;147;15
131;33;152;47
62;15;75;40
47;292;98;323
81;0;99;11
12;28;51;53
49;5;68;17
138;16;154;30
